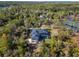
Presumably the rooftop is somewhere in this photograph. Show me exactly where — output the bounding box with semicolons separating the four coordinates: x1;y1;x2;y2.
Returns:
30;29;50;41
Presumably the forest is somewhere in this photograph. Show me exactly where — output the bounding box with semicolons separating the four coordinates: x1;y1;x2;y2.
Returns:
0;1;79;57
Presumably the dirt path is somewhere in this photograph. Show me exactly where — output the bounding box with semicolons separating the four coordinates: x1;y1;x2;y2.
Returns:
70;33;79;47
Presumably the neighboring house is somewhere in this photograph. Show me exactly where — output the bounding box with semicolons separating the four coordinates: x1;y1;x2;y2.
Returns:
67;15;75;21
63;20;79;32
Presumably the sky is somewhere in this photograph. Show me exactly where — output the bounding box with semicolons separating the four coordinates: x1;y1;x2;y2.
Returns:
0;0;79;2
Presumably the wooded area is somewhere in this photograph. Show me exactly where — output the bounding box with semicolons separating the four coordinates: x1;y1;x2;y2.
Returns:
0;2;79;57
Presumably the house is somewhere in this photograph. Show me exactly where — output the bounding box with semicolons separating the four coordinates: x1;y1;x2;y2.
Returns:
31;29;50;41
63;20;79;32
67;15;75;21
28;29;50;44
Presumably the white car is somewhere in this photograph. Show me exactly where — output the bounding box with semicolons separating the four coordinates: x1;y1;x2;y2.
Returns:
28;38;38;44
